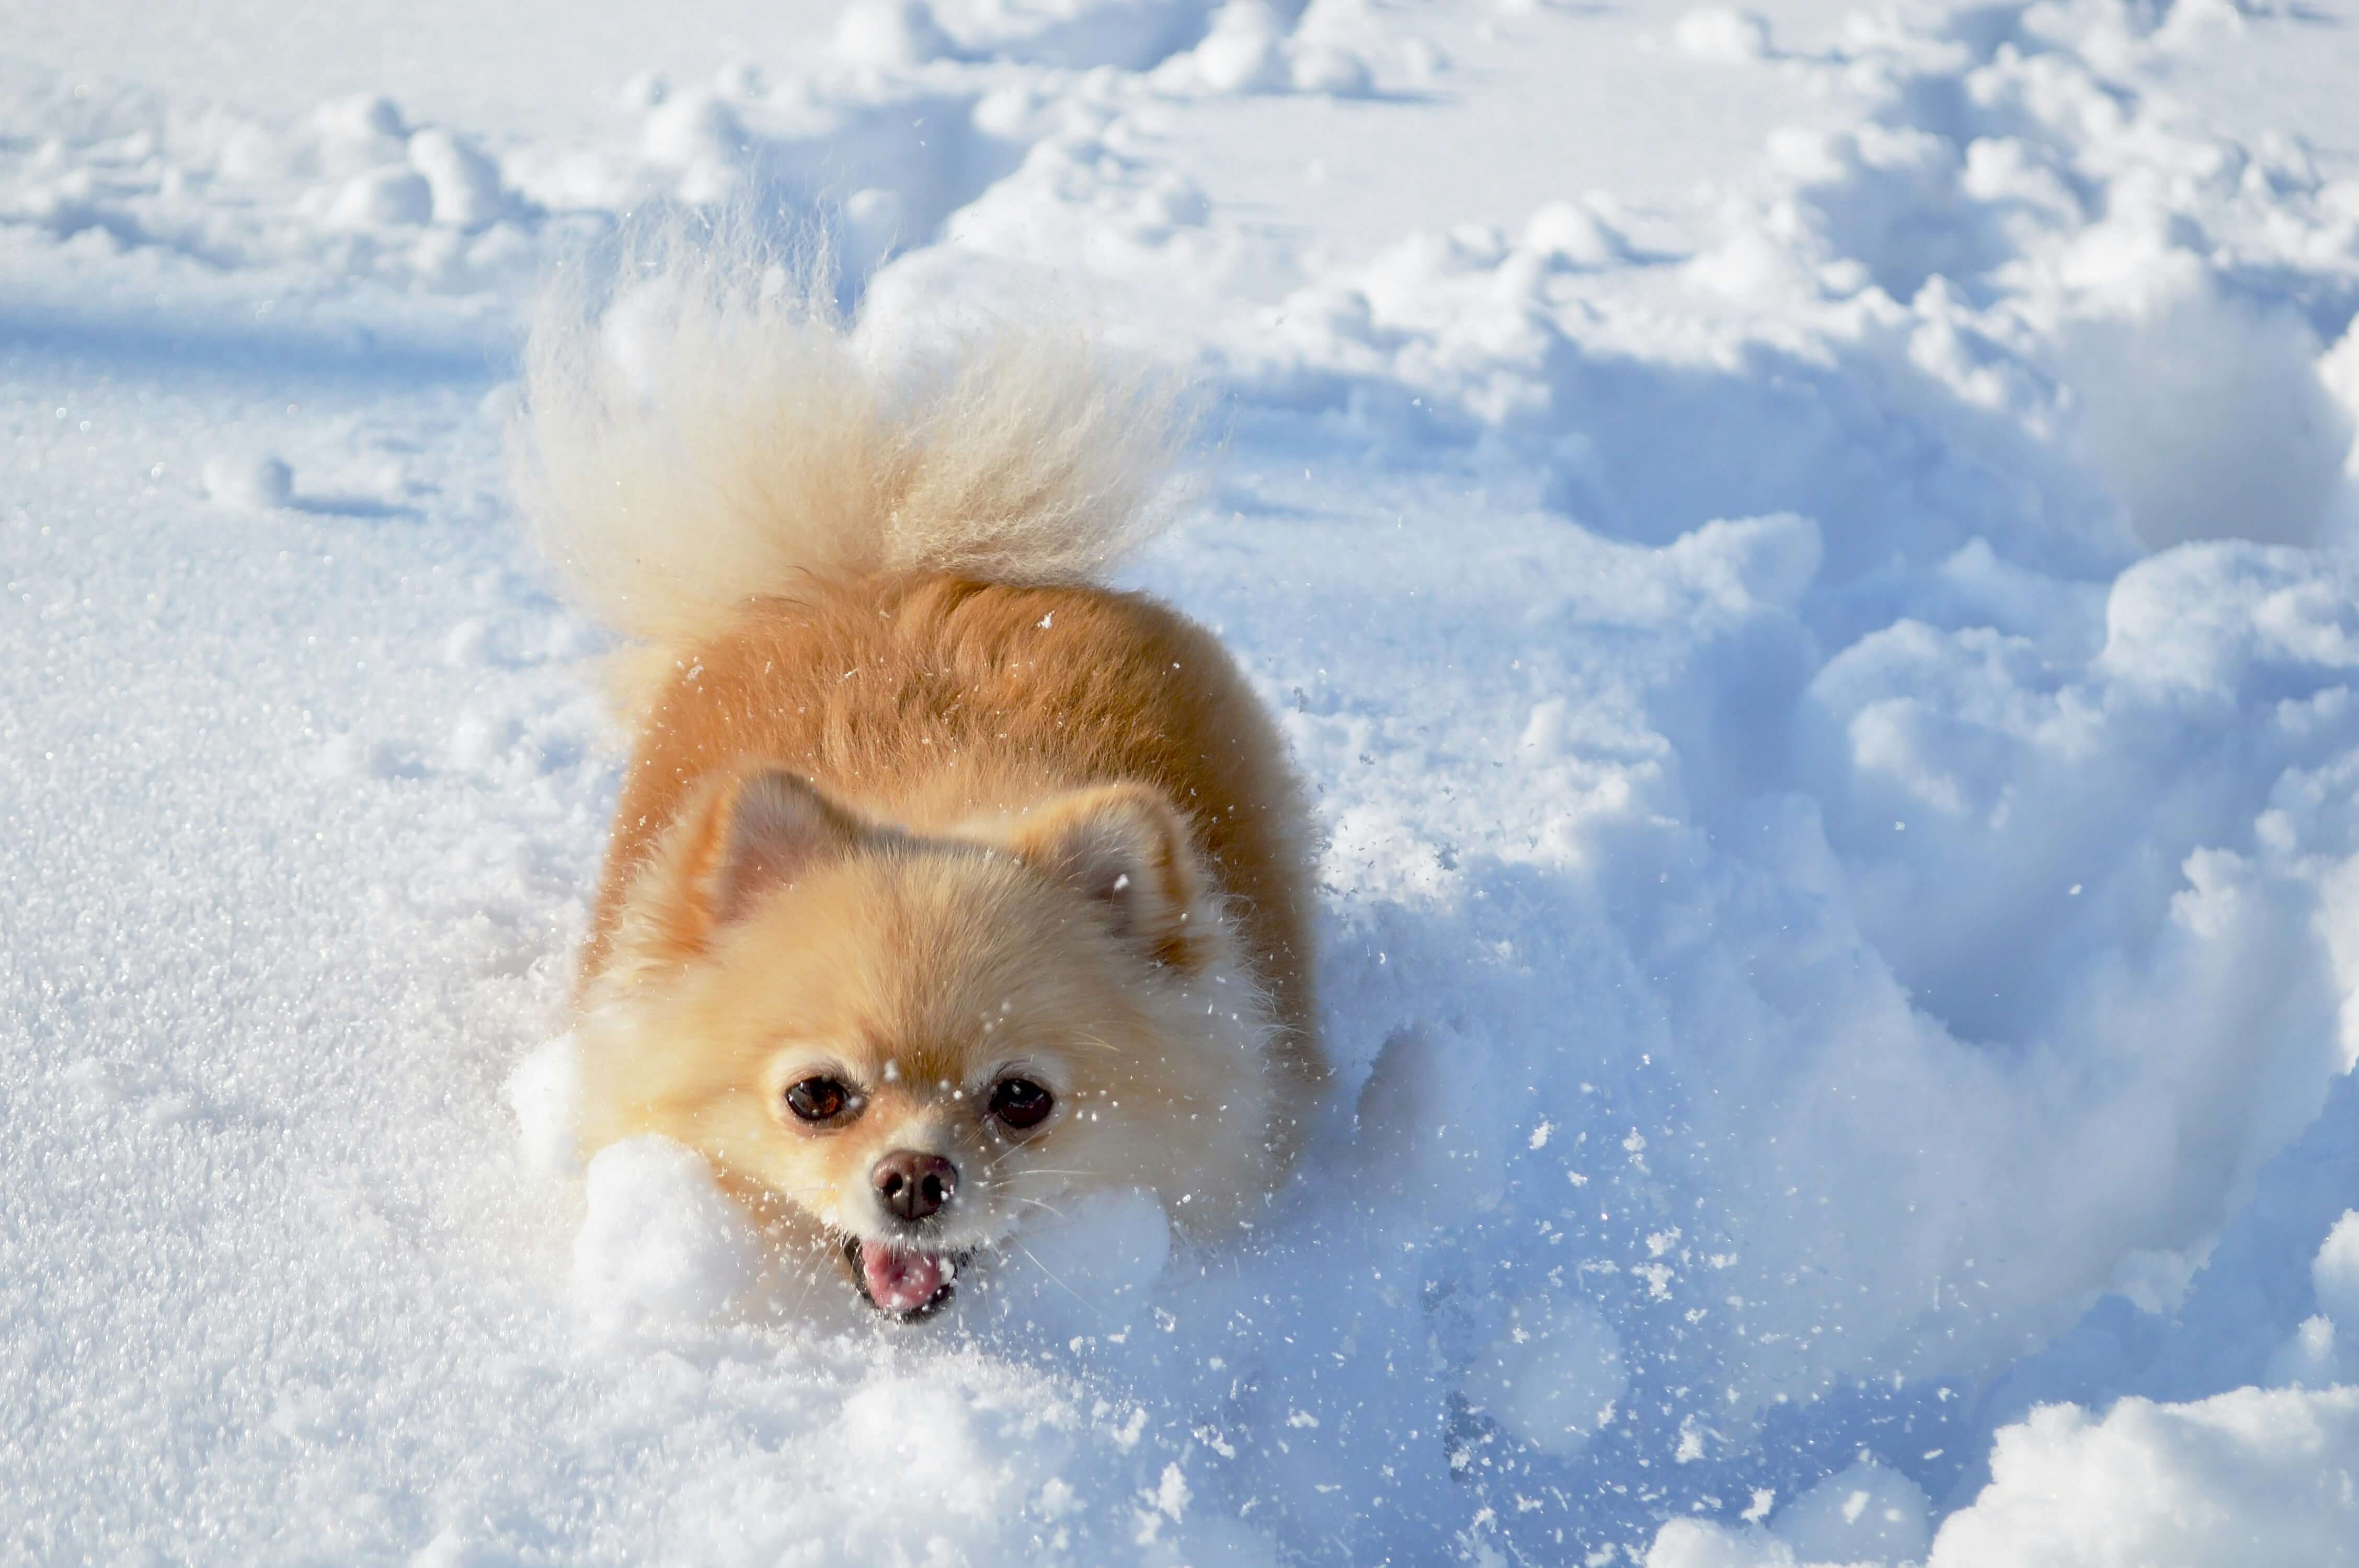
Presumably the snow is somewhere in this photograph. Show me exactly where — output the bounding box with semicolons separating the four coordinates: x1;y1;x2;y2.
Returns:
9;0;2359;1561
571;1136;761;1337
1462;1289;1631;1459
1926;1387;2359;1566
2320;1211;2359;1327
1650;1458;1933;1566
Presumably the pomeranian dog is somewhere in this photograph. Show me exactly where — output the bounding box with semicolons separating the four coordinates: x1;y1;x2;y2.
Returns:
514;240;1322;1322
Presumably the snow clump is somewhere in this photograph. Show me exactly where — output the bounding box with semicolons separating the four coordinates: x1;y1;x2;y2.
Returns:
201;454;294;509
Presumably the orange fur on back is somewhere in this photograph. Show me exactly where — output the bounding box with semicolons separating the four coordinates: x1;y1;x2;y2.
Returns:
581;571;1321;1092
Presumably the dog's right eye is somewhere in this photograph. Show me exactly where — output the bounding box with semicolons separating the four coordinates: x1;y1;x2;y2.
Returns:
784;1076;855;1123
987;1076;1055;1131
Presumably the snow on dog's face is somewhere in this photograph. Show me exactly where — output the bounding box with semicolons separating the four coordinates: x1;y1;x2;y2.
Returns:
576;771;1283;1321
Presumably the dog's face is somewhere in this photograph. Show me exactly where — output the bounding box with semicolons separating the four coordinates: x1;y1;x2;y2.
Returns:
579;772;1280;1321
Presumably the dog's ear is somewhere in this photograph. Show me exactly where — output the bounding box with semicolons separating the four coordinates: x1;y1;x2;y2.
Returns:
1011;783;1208;970
613;770;872;972
698;770;869;927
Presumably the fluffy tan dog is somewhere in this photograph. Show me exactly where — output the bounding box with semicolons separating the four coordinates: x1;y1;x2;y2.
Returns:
515;249;1321;1320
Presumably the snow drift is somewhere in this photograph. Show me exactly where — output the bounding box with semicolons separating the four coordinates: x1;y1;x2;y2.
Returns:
8;0;2359;1562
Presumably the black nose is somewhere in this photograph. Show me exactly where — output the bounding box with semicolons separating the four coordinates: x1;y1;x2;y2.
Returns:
872;1150;957;1222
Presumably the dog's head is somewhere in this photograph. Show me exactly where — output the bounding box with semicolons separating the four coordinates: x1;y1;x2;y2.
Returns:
577;770;1282;1321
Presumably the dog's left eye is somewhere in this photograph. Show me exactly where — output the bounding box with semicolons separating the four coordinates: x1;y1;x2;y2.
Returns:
987;1077;1055;1131
784;1076;856;1123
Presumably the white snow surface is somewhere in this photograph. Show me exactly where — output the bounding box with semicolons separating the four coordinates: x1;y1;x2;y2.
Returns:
10;0;2359;1561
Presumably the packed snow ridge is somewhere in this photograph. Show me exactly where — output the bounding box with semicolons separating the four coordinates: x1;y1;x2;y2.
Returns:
7;0;2359;1562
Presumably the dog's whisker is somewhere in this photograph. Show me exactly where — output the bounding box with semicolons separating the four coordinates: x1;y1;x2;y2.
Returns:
1017;1242;1104;1320
982;1145;1065;1175
760;1181;840;1202
788;1251;826;1318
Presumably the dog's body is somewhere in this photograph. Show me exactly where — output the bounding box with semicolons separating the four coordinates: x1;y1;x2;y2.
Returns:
519;247;1320;1320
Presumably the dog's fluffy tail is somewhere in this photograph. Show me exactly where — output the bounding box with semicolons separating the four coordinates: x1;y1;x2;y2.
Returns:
513;229;1193;651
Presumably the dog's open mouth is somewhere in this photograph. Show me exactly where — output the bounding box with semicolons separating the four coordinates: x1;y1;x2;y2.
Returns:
842;1236;965;1320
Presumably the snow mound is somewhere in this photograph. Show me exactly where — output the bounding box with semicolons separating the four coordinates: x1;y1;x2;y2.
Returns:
1673;8;1772;63
571;1136;759;1336
2318;1212;2359;1325
1928;1388;2359;1566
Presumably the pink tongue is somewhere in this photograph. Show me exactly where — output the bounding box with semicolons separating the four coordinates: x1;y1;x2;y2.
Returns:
862;1244;947;1313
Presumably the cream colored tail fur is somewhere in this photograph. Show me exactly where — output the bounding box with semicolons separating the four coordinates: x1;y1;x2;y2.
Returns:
513;232;1192;652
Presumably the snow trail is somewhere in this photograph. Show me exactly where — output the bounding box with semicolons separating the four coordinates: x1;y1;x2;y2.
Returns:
9;0;2359;1561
